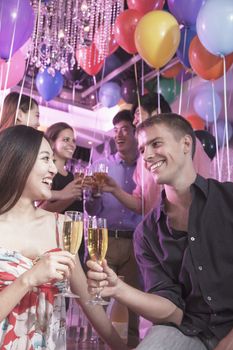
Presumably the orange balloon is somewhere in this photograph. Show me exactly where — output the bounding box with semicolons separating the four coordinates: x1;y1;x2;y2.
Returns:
162;61;184;78
189;36;233;81
134;10;180;69
186;114;205;130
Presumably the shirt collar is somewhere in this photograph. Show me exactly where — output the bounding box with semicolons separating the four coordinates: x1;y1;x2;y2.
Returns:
114;152;138;165
155;174;208;223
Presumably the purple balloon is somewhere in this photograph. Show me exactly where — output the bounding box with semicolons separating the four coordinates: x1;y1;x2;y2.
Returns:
193;90;222;123
0;0;35;59
36;68;64;102
216;120;233;146
121;79;137;104
168;0;205;26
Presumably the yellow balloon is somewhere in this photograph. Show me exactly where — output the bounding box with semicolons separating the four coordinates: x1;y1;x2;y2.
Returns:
135;10;180;69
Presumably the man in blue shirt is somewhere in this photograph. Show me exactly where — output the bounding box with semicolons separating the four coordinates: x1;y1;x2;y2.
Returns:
85;110;142;347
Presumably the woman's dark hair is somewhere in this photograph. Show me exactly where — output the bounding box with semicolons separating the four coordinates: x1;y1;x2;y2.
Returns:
0;92;38;130
131;93;171;117
45;122;74;143
136;113;196;158
0;125;45;214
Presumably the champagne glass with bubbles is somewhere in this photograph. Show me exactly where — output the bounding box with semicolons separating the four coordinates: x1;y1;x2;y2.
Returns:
87;216;109;306
58;211;83;298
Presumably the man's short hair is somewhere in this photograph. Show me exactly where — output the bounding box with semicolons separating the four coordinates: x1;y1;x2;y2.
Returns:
136;113;196;158
112;109;134;127
131;93;171;117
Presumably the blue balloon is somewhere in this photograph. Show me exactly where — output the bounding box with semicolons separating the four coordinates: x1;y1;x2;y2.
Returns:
177;26;196;68
216;120;233;146
193;90;222;123
197;0;233;56
0;0;35;59
168;0;205;26
36;68;64;101
99;82;121;108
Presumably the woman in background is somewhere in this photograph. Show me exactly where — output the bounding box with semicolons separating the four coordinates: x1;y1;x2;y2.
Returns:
0;125;128;350
40;122;84;261
0;91;40;130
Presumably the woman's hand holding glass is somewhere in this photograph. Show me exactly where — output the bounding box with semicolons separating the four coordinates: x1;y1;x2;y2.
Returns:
24;251;76;289
57;211;84;298
86;216;109;305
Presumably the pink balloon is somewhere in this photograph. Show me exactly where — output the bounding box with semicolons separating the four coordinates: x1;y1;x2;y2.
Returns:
0;50;26;90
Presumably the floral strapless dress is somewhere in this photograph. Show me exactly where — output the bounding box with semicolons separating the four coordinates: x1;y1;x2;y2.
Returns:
0;248;66;350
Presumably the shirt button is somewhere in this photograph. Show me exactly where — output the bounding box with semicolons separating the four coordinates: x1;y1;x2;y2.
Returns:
198;265;203;271
207;296;212;301
190;236;195;241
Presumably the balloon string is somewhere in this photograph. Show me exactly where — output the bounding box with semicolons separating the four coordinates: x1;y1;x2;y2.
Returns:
178;71;184;115
157;70;160;113
133;58;141;122
134;57;144;216
141;59;144;96
222;55;230;181
211;81;221;180
14;57;31;126
186;71;194;113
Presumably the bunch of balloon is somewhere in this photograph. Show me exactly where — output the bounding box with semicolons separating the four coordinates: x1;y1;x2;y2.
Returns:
114;9;143;54
99;82;121;108
36;68;64;102
134;10;180;69
189;36;233;81
76;43;104;77
127;0;165;15
186;114;205;131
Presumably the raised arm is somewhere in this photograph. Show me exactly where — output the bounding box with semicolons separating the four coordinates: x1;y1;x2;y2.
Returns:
87;260;183;326
70;255;129;350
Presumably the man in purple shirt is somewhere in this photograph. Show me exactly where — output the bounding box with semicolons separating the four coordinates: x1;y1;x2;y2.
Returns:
85;110;142;347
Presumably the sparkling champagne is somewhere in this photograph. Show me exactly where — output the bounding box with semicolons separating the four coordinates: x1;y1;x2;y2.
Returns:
63;221;83;255
94;172;108;185
87;228;108;262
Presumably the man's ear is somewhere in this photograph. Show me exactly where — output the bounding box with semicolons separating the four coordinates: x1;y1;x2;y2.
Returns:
183;135;193;155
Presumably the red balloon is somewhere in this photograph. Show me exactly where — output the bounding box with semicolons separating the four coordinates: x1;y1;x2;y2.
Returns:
94;26;119;57
186;114;205;130
189;36;233;81
0;50;26;90
127;0;165;14
76;43;104;76
114;9;143;54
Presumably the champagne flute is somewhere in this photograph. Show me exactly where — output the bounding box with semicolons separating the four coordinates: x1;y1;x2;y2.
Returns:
87;216;109;306
59;211;83;298
93;162;109;197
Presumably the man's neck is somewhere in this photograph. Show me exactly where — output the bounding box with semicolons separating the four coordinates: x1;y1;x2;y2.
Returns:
118;150;138;165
